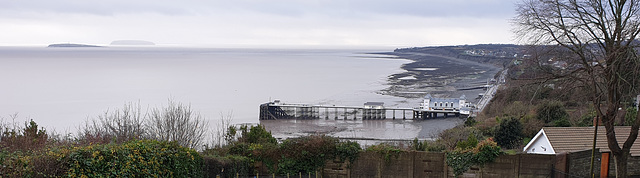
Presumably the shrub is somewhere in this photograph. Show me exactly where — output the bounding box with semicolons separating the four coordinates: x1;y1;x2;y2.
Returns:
536;100;569;124
202;155;253;178
335;141;361;165
365;143;404;162
520;114;545;138
456;134;479;150
494;117;523;149
625;107;638;126
464;117;477;127
240;125;277;145
147;100;208;150
1;119;49;152
411;138;426;151
66;140;202;177
0;145;72;177
0;119;68;177
502;101;533;118
577;111;596;127
425;141;446;152
446;138;502;177
78;99;210;149
437;126;482;150
79;102;145;144
551;118;572;127
0;151;31;177
276;135;338;175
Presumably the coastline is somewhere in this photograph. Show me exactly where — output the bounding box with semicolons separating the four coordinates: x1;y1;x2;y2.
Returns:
263;49;504;141
382;51;502;138
378;51;501;103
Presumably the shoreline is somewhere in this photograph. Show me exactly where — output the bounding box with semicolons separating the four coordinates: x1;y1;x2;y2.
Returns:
263;50;503;140
382;52;502;138
377;51;502;103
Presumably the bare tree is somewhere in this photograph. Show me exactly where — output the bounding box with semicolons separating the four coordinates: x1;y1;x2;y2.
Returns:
78;102;145;144
515;0;640;177
146;99;208;150
209;111;235;148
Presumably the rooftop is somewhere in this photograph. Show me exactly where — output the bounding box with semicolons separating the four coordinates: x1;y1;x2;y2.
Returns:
541;127;640;156
363;102;384;106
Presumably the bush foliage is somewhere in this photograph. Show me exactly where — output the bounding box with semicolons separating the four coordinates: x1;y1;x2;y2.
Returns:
494;117;524;149
66;140;202;177
202;125;362;176
446;138;502;177
536;100;569;124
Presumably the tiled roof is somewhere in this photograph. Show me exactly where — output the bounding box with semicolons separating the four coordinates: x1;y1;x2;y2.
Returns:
543;127;640;156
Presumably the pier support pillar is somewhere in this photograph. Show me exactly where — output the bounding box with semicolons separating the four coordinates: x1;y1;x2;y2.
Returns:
293;108;297;118
393;110;395;120
354;109;357;120
363;110;367;120
344;108;347;120
403;110;406;120
325;108;328;119
383;109;387;119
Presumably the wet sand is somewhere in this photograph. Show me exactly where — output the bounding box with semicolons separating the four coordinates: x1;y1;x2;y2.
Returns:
380;52;500;101
261;51;501;142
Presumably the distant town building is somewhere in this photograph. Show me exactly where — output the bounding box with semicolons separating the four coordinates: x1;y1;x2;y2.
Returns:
418;94;467;111
363;102;384;109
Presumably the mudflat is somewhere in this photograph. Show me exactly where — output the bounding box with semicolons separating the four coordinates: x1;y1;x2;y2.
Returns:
262;50;502;142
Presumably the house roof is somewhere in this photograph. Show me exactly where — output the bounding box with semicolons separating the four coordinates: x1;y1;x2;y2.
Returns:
535;127;640;156
424;94;466;100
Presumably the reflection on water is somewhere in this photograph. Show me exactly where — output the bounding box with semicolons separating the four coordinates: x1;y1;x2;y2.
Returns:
260;117;463;143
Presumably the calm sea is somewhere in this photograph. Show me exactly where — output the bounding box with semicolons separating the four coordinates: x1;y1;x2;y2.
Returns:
0;46;420;136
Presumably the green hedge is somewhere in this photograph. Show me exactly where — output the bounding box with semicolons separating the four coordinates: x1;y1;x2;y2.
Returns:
66;140;202;177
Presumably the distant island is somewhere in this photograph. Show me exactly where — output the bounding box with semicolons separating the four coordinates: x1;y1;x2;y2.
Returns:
47;43;102;48
110;40;155;46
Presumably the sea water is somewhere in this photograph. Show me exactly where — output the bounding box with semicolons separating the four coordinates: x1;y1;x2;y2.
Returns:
0;46;424;136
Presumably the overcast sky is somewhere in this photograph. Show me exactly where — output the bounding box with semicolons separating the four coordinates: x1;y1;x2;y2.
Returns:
0;0;519;47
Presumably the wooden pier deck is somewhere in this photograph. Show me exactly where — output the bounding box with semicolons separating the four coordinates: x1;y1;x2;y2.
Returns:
259;101;465;120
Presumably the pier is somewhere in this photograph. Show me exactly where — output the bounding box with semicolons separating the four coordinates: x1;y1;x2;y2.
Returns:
259;95;472;120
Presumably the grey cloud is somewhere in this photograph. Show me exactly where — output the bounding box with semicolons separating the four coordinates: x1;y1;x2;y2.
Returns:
1;0;516;18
